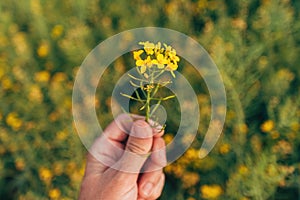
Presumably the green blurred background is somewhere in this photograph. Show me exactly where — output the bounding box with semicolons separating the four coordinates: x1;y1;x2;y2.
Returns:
1;0;300;199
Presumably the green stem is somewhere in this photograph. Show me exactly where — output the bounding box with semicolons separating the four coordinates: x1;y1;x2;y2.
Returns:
145;88;151;122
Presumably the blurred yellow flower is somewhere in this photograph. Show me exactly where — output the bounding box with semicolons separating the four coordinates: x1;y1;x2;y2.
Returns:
200;184;223;199
28;84;43;102
51;25;64;39
185;148;199;160
270;130;280;139
52;72;67;83
48;188;61;199
0;145;5;155
65;161;77;175
39;167;52;183
261;120;274;132
236;123;248;134
15;158;25;171
6;112;22;130
53;162;64;176
35;71;50;82
182;172;200;188
232;18;247;30
238;165;249;175
219;143;230;155
2;77;12;90
56;130;68;141
272;140;292;155
37;43;49;57
163;133;174;144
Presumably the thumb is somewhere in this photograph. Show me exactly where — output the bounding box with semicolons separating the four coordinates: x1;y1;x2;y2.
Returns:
115;120;153;174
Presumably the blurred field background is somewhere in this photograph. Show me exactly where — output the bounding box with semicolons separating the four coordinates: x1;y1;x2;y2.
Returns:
1;0;300;199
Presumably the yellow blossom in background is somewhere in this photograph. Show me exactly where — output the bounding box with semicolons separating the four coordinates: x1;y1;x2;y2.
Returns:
270;130;280;139
182;172;200;188
53;162;64;176
48;188;61;199
35;70;50;82
39;167;52;183
219;143;230;155
28;84;43;102
6;112;22;130
51;25;64;39
15;158;26;171
238;165;249;175
2;76;12;90
56;130;68;141
185;148;199;160
200;184;223;199
37;43;49;57
261;120;274;132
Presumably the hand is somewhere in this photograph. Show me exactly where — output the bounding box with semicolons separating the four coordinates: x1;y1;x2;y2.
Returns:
79;114;166;200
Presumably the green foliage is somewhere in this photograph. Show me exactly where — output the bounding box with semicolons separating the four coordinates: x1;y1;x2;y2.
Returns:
0;0;299;199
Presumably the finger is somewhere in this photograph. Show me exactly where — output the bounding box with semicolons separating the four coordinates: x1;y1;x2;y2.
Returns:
113;119;153;175
137;138;166;199
143;137;167;172
87;113;141;173
151;173;165;199
137;169;163;199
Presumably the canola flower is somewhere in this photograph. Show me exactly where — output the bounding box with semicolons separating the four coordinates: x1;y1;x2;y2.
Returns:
200;184;223;199
121;41;180;123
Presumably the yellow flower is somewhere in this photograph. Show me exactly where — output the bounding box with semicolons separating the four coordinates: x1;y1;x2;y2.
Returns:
15;158;25;171
136;56;153;73
200;184;223;199
39;167;52;183
152;53;168;69
51;25;64;39
185;148;199;160
56;130;68;141
133;49;144;60
166;61;178;71
2;77;12;90
154;42;163;54
238;165;249;175
163;133;174;144
28;84;43;102
48;188;61;199
270;130;280;139
53;162;64;176
139;41;155;55
6;112;22;130
261;120;274;132
219;143;230;155
182;172;200;188
37;43;49;57
34;70;50;82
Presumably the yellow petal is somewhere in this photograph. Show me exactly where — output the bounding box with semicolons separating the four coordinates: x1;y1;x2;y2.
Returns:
136;60;144;66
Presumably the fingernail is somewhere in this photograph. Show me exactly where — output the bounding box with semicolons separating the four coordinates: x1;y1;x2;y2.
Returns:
142;182;153;196
131;120;152;138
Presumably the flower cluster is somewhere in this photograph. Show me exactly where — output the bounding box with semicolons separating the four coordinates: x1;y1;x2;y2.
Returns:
121;41;180;123
133;41;180;77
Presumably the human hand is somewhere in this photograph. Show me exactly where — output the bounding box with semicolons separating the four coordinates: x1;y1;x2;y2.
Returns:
79;114;166;200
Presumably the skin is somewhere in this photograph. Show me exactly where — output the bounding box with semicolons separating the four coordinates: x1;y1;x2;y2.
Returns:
79;114;167;200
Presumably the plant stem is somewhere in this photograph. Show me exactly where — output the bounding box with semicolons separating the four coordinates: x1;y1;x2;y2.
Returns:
146;83;152;122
